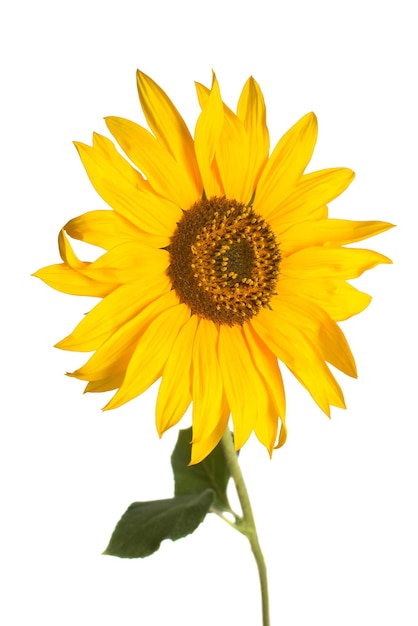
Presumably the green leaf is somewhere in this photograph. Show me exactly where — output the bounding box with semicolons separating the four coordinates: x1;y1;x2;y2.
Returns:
103;490;215;558
171;428;232;511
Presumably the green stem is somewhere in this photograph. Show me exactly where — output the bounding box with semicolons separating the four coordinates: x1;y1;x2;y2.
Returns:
220;429;270;626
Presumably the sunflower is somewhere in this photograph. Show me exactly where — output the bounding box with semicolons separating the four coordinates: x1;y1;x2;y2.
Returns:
34;71;393;464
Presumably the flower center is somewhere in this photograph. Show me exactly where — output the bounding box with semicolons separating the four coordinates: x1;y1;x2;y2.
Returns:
167;197;280;325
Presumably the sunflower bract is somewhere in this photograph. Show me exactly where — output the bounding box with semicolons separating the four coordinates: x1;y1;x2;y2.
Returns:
34;71;393;464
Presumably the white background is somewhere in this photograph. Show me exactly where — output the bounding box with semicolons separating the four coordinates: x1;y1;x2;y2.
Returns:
1;1;415;624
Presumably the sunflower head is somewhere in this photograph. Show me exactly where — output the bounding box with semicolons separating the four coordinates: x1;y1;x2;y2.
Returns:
34;70;393;464
167;195;281;326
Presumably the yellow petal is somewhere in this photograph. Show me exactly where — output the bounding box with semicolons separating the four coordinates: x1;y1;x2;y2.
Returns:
279;218;395;255
214;96;251;202
56;273;171;352
191;319;225;442
243;323;286;454
78;132;150;190
81;242;169;284
217;325;260;450
253;309;346;416
268;168;355;228
282;246;392;279
105;117;198;209
156;314;198;435
271;294;357;377
194;81;210;109
71;290;180;382
136;70;202;196
269;204;329;237
278;277;372;321
75;137;182;242
194;74;224;197
104;302;190;410
237;76;270;192
34;230;117;296
58;229;87;269
33;264;116;297
85;373;125;393
65;210;143;250
195;77;252;201
275;420;287;449
254;112;318;217
190;397;230;466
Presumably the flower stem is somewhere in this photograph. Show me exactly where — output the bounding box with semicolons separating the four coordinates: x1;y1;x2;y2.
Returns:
220;429;270;626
